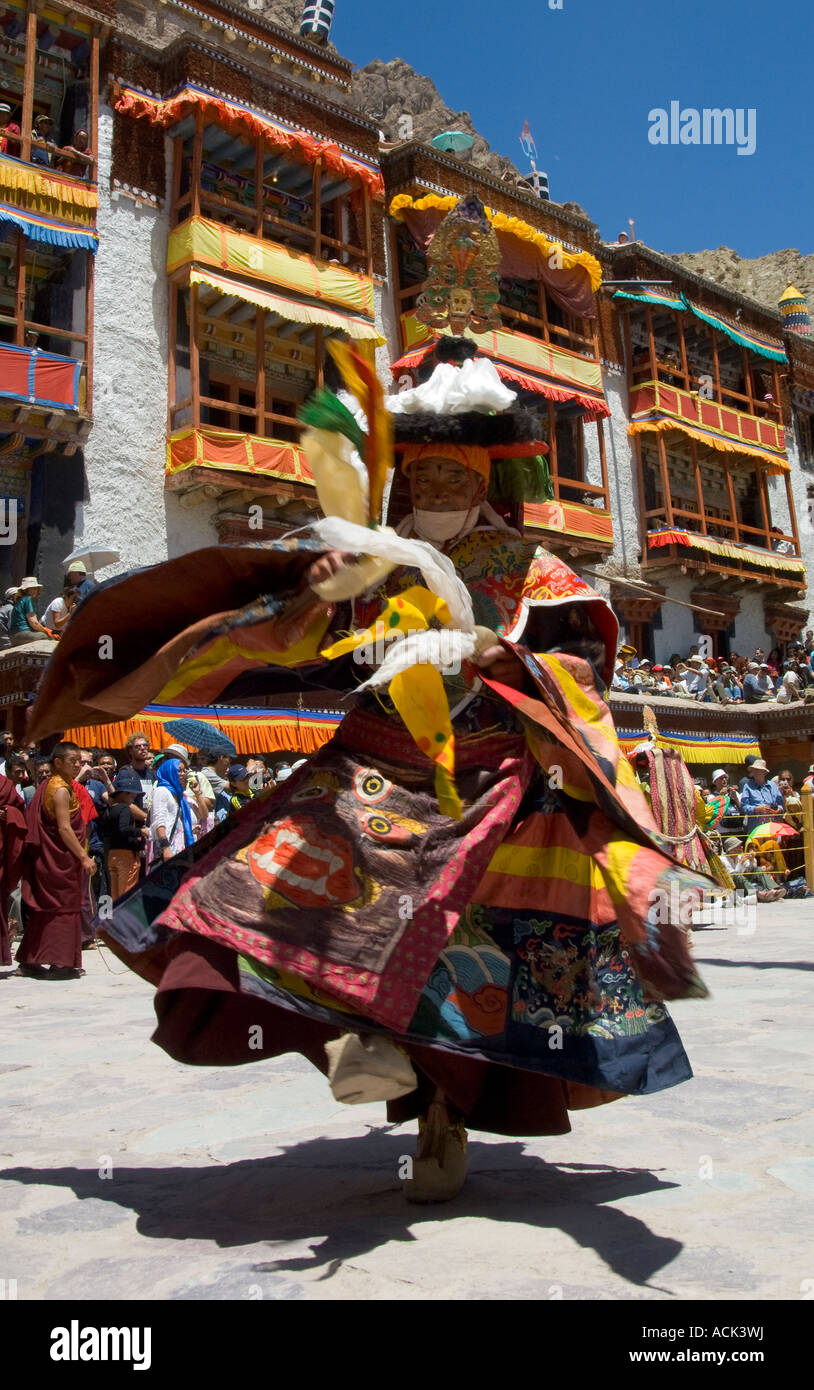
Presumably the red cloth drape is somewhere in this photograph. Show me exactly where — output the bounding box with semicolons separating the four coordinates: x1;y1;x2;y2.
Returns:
0;773;27;966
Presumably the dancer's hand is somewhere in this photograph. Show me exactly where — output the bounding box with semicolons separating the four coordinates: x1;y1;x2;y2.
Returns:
476;645;528;691
307;550;348;588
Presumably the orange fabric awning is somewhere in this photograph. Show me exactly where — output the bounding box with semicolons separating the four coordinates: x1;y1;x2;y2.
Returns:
114;82;384;199
189;266;384;342
167;428;314;484
629;380;789;473
524;499;614;546
63;705;344;756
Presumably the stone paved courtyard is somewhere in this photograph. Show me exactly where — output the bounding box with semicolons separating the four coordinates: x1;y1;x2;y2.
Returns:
1;902;812;1301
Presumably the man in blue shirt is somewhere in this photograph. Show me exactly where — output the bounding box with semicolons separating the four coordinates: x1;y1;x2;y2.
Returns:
739;759;785;834
66;561;97;604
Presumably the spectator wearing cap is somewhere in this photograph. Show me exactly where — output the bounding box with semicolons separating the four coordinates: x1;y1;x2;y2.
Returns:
30;112;54;167
682;654;713;701
9;577;49;645
106;768;148;899
714;663;743;703
635;658;656;691
618;643;639;670
739;759;785;834
0;585;18;649
743;662;772;703
215;764;254;822
65;561;97;604
651;664;672;696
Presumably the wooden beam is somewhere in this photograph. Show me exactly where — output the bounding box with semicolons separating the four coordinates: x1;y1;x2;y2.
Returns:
255;306;265;436
723;457;740;542
756;466;771;548
690;437;707;533
84;248;94;413
170;134;183;227
676;310;689;388
314;323;323;390
89;31;99;179
784;468;801;555
190;282;200;429
656;432;674;526
362;181;373;279
167;280;177;433
547;401;558;497
709;325;721;404
20;4;37;165
191;107;203;219
645;306;658;380
595;418;609;509
254;138;263;237
312;155;322;261
14;231;25;346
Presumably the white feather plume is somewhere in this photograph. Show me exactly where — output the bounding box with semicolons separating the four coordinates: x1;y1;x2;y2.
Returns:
355;628;479;691
311;517;475;631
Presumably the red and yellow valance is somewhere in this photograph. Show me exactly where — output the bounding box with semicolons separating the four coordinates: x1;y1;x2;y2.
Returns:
389;192;601;289
114;82;384;199
0;154;97;227
189;266;385;342
169;216;376;321
524;499;613;546
629;380;789;473
167;428;314;484
647;528;805;575
396;311;609;418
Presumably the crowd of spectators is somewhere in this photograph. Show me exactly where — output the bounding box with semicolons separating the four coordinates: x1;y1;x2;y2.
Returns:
696;756;811;902
0;563;97;649
612;632;814;705
0;106;92;179
1;732;307;976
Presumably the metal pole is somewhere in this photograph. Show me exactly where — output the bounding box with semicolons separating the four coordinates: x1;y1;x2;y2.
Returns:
801;782;814;895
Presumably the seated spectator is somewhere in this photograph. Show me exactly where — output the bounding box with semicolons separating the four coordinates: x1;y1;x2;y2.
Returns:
618;643;639;670
776;669;801;705
1;106;21;157
30;113;54;167
682;654;714;701
55;128;91;181
740;758;785;833
9;577;49;644
0;585;17;650
215;764;254;822
651;664;672;695
715;664;743;702
743;662;774;703
65;560;97;604
804;629;814;654
635;658;656;691
42;583;77;636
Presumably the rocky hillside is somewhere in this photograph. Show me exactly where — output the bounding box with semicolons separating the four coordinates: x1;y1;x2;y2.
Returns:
664;248;814;322
348;58;521;181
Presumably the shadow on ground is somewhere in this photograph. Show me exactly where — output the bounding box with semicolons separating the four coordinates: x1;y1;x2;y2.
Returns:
2;1129;683;1291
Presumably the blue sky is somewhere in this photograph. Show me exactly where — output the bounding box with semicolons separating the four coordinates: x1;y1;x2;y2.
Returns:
333;0;813;259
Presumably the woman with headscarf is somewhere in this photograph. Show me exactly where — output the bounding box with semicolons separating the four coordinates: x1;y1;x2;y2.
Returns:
150;758;198;862
775;669;801;705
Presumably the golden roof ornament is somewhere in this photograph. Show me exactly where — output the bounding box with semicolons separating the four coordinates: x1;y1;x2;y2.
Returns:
416;194;502;337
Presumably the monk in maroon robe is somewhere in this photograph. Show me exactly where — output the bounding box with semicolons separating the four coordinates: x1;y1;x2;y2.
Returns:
16;741;97;979
0;771;27;967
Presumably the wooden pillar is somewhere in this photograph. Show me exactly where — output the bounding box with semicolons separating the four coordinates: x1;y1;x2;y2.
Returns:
14;230;25;345
741;346;754;414
690;437;706;532
756;467;771;548
547;401;558;497
255;307;265;436
645;306;658;380
84;248;94;412
190;281;200;429
167;279;177;432
708;326;721;404
254;138;263;236
362;181;373;278
191;107;203;218
656;432;674;526
314;324;323;390
170;135;183;225
632;435;649;553
724;458;740;542
20;4;37;165
89;31;99;178
596;418;609;509
676;311;689;388
784;469;801;554
312;155;322;260
621;306;633;380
